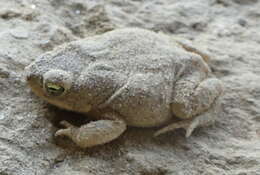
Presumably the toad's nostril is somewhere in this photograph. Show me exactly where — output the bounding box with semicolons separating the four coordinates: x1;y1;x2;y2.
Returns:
24;64;35;82
26;74;32;81
25;73;35;83
25;70;36;83
24;68;32;81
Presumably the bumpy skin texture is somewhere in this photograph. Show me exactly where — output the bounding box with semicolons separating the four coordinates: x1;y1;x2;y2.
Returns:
25;28;223;148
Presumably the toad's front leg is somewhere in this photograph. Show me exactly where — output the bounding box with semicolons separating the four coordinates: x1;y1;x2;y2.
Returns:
55;113;126;148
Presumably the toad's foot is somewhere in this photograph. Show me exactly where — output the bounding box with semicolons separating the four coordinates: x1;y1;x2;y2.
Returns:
154;101;220;137
55;120;77;138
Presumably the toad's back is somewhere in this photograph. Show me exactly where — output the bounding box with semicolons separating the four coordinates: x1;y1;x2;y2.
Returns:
75;28;189;75
77;29;192;127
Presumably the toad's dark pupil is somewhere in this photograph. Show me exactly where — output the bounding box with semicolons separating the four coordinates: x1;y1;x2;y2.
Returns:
45;83;65;96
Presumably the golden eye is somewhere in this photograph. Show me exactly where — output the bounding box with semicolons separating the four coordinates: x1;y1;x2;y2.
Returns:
45;82;65;96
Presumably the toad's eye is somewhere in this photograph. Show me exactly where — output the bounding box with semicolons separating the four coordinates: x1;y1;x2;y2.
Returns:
45;82;65;96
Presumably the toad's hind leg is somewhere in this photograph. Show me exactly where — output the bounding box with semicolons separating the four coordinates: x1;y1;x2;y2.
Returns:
154;100;221;137
155;77;223;137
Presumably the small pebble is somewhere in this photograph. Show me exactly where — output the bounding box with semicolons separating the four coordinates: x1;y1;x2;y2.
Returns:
238;19;247;27
75;10;81;15
0;68;9;78
10;28;29;39
31;4;36;9
0;113;5;120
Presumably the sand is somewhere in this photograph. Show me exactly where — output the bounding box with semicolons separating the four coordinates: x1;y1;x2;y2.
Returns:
0;0;259;174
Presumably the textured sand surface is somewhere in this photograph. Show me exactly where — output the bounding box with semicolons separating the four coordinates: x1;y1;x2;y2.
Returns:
0;0;260;174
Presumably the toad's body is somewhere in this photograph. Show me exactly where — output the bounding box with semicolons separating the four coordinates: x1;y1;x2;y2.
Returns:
25;28;223;148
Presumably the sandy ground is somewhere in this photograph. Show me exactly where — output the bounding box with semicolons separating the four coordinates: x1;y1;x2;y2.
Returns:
0;0;260;174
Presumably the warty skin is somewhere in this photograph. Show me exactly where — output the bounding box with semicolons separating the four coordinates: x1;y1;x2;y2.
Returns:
25;28;223;148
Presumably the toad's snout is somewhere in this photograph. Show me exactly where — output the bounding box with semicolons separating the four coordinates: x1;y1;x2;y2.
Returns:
24;64;35;82
24;65;33;81
24;64;43;86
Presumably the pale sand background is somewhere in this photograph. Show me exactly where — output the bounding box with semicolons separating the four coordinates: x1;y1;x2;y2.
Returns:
0;0;259;174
